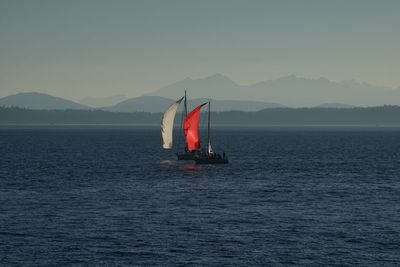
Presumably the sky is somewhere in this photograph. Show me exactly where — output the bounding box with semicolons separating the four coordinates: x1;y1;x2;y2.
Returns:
0;0;399;100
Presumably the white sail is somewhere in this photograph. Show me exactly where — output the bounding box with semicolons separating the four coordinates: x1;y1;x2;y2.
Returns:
161;97;184;149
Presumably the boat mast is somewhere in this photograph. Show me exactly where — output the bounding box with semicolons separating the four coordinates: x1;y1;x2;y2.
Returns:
184;90;188;116
207;100;211;154
184;90;188;152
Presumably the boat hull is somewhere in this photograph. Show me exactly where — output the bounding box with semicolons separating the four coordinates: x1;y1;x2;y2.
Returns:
176;152;195;160
194;156;229;164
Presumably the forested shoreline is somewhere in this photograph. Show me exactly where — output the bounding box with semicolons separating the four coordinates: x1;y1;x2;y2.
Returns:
1;106;400;125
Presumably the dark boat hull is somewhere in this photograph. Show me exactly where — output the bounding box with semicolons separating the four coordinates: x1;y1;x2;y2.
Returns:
194;156;229;164
177;151;229;164
176;152;195;160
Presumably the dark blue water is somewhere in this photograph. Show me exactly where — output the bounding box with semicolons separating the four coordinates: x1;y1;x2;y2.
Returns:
1;126;400;266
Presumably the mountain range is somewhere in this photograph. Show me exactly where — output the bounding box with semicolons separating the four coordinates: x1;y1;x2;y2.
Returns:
1;74;400;111
149;74;400;107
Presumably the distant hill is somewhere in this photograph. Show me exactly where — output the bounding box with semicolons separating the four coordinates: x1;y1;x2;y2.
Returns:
147;73;243;100
0;92;88;110
104;96;175;113
149;74;400;107
318;103;355;108
80;95;127;108
104;95;285;113
188;99;285;111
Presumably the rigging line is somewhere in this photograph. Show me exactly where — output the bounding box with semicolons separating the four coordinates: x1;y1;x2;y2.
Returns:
199;99;208;146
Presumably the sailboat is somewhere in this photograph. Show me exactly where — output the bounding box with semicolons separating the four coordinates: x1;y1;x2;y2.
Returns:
192;100;229;164
161;92;228;164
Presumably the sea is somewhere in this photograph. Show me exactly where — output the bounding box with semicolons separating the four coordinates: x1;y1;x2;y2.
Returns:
1;125;399;266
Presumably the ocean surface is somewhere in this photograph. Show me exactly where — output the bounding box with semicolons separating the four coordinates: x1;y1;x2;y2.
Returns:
1;126;400;266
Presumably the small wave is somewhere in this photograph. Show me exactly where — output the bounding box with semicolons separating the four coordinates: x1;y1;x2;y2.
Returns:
160;159;176;165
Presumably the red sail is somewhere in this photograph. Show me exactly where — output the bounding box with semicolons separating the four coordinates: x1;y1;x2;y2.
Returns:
184;103;207;151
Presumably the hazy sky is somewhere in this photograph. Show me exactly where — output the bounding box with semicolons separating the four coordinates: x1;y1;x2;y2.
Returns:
0;0;399;100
